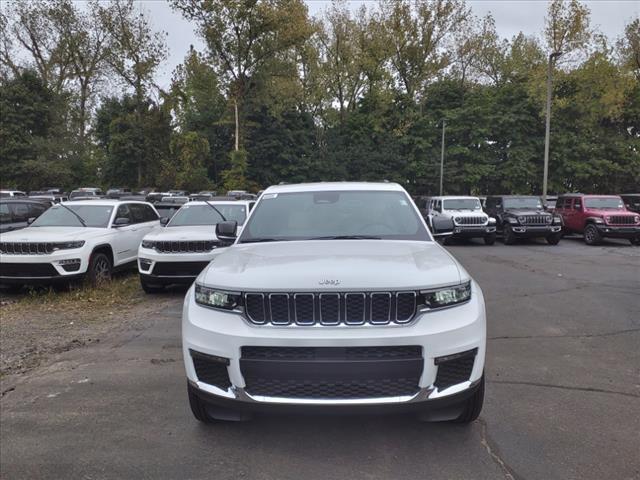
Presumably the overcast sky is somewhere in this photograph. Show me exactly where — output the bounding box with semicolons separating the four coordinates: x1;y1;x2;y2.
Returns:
141;0;639;89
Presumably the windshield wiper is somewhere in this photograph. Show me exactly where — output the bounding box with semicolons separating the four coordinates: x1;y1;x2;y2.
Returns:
204;201;226;221
240;238;284;243
57;204;87;227
310;235;382;240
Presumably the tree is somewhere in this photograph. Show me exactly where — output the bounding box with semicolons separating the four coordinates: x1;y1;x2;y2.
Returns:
169;131;213;192
618;18;640;79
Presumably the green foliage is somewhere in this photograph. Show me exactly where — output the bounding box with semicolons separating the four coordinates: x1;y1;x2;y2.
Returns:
220;149;249;192
170;131;214;192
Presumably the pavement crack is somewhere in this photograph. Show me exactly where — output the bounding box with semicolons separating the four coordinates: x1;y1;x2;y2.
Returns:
478;417;520;480
488;380;640;398
488;327;640;341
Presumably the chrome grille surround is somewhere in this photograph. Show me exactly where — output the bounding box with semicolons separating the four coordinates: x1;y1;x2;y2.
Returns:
151;240;218;253
0;242;55;255
243;291;419;327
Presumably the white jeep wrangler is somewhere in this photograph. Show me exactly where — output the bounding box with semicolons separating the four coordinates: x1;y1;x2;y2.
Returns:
426;196;496;245
183;183;486;423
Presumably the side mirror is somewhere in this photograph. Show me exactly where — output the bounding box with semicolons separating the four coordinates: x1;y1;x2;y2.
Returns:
113;217;130;227
160;216;169;226
430;216;454;237
216;220;238;243
27;217;36;225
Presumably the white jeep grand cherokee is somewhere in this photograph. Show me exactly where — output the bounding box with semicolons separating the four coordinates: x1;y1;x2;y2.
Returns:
138;200;254;292
183;183;486;423
0;200;159;288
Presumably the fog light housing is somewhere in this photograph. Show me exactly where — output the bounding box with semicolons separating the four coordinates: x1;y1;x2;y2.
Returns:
139;258;152;271
58;258;81;272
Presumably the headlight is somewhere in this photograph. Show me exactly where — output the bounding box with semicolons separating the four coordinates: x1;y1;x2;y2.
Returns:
488;217;496;225
141;240;155;249
454;217;461;223
517;216;526;224
421;281;471;309
194;284;242;311
635;216;640;223
605;216;611;223
52;240;85;250
594;218;604;224
507;217;519;224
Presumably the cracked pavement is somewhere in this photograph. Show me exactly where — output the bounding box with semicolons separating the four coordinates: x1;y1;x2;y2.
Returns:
1;238;639;479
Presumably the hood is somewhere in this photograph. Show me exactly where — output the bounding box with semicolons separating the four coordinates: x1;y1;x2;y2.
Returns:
199;240;465;291
584;208;635;217
144;225;218;242
503;209;549;216
0;226;107;242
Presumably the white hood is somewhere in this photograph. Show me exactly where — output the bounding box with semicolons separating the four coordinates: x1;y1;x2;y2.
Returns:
143;225;218;242
199;240;466;291
0;226;108;242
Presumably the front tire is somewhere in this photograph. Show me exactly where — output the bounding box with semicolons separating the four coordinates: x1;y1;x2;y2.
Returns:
584;224;602;245
86;252;112;286
484;233;496;245
453;375;485;424
503;225;516;245
546;233;561;245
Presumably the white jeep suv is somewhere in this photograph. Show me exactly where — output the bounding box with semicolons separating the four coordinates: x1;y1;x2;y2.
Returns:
138;200;254;292
183;183;486;423
0;200;159;289
427;196;496;245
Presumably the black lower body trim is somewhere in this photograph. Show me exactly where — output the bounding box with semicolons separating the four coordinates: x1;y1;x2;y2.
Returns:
139;272;196;286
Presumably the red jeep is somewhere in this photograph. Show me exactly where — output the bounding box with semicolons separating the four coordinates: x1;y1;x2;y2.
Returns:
555;194;640;245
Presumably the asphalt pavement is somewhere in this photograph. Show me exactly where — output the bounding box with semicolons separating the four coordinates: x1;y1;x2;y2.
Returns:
1;238;639;480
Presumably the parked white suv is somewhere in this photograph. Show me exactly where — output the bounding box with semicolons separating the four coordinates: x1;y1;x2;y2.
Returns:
138;200;254;292
183;183;486;423
0;200;159;289
427;196;496;245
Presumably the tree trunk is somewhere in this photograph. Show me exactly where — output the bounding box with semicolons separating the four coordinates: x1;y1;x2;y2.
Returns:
542;53;558;203
234;98;239;151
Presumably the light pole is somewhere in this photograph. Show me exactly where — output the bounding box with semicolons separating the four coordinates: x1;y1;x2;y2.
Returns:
542;51;561;204
440;119;446;196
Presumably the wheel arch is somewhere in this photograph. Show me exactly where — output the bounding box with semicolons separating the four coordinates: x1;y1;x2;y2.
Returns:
90;244;114;265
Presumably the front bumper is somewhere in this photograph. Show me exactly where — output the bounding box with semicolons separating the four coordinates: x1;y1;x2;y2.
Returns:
182;282;486;409
137;246;215;284
595;224;640;239
452;225;495;238
509;225;561;237
0;249;89;284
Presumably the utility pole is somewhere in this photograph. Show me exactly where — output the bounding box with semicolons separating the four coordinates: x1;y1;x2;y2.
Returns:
440;119;446;196
543;52;561;204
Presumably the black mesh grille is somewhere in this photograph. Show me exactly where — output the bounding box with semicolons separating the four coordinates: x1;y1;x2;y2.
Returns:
522;215;550;225
0;242;55;255
455;216;485;225
608;215;636;225
245;291;418;326
434;350;477;390
151;261;209;276
191;351;231;390
244;378;419;399
241;346;422;361
0;263;58;277
152;240;218;253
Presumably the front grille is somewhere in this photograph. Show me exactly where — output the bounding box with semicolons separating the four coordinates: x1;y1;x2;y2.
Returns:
0;263;58;277
190;350;231;390
521;215;550;225
152;240;218;253
608;215;636;225
241;346;423;400
434;349;477;390
455;216;486;225
151;261;209;276
244;291;418;326
0;242;55;255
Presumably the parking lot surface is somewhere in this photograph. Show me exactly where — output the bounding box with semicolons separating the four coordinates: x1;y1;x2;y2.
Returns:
1;239;639;479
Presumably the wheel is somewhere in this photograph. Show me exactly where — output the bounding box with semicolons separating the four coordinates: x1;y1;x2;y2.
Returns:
503;225;516;245
188;383;216;424
546;233;561;245
453;374;485;424
141;278;164;294
484;233;496;246
583;224;602;245
86;252;112;285
630;237;640;246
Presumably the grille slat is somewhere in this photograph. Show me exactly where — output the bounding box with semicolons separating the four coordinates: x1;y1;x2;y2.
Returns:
151;240;218;253
608;215;636;225
245;291;417;327
455;216;485;225
521;215;550;225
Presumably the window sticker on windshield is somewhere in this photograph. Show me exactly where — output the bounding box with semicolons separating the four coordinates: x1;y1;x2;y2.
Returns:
263;193;278;199
400;199;408;206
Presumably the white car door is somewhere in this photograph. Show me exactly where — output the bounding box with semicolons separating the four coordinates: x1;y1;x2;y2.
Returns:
111;203;139;265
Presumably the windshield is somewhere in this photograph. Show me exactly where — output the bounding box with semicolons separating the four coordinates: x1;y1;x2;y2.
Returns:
239;190;430;243
503;197;542;209
168;204;248;227
584;197;624;209
443;199;481;210
30;204;113;228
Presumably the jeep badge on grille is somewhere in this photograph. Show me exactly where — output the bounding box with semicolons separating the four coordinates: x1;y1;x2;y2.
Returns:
319;279;341;286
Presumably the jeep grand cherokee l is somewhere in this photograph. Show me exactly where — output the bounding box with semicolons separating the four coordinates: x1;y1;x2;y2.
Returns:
183;182;486;423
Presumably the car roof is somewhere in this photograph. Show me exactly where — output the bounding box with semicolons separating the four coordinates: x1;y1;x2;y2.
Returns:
558;193;621;198
487;195;541;198
264;182;403;194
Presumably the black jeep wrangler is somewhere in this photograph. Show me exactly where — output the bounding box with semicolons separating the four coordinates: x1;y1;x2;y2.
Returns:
484;195;563;245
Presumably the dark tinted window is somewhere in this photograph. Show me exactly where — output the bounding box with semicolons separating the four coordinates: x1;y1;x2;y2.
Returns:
128;204;146;224
9;203;31;222
0;203;11;223
142;204;158;221
29;203;46;218
115;204;132;223
573;199;582;210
